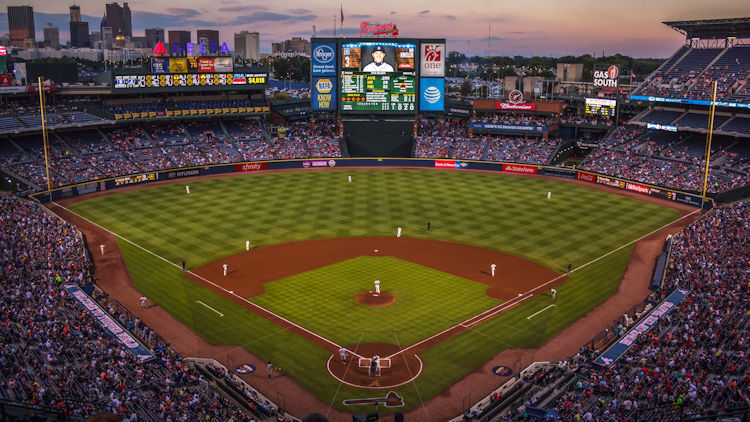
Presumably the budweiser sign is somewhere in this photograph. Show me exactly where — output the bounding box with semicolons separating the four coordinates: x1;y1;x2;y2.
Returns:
359;22;399;37
496;102;536;111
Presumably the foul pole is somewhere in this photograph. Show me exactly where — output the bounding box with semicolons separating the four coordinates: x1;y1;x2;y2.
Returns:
700;81;717;205
38;77;52;202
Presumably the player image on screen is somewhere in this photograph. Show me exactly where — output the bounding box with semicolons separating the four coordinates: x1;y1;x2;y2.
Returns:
362;46;395;73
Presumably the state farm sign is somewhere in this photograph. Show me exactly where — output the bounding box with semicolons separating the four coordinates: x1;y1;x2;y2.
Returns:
420;43;445;77
502;164;537;174
496;102;536;111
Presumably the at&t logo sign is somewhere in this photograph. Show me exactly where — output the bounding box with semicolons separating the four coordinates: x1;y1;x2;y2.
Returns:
314;45;334;63
424;86;441;104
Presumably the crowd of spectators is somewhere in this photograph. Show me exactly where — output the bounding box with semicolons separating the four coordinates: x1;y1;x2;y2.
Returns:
548;201;750;421
0;192;268;420
415;134;561;164
560;110;614;127
0;99;104;133
0;118;341;190
473;112;558;128
580;125;749;193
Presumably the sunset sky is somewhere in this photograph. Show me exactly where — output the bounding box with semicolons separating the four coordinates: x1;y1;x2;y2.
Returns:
3;0;748;57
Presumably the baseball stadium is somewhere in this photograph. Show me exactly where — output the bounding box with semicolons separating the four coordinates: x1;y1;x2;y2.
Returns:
1;7;749;422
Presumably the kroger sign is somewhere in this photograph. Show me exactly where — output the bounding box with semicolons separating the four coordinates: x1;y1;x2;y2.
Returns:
312;43;337;76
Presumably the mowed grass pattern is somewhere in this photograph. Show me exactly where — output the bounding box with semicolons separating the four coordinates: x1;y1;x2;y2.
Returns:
251;256;500;346
66;169;682;412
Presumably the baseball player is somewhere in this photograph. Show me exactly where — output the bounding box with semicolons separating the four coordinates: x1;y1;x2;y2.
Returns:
223;263;228;276
140;296;147;310
339;347;347;364
426;221;431;232
374;279;381;294
181;259;186;272
186;185;190;194
547;191;551;200
491;263;496;277
397;227;402;238
567;263;572;276
246;240;250;251
348;175;352;183
267;361;273;379
550;288;557;299
100;244;105;255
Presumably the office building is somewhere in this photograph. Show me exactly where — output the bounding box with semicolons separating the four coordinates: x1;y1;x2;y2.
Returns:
7;6;35;48
272;37;311;56
70;5;81;22
234;31;260;61
43;23;60;49
168;30;191;55
145;28;164;48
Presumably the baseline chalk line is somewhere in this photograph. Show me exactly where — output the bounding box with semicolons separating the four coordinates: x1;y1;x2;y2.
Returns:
196;300;224;317
527;304;556;320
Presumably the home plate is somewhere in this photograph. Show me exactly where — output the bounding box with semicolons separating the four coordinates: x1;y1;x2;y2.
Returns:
374;249;379;252
229;290;234;294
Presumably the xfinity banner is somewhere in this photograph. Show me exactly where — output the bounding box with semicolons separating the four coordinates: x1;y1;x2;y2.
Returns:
419;78;444;111
312;43;337;76
595;289;689;366
64;284;155;363
630;94;750;110
312;77;336;110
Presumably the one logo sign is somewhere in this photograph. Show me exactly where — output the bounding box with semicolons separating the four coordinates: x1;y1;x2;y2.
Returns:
420;43;445;77
492;366;513;376
343;391;404;407
314;44;334;64
236;364;256;374
508;89;524;104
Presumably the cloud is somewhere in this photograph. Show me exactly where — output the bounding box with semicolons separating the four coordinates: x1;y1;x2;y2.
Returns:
218;6;268;12
508;31;526;34
390;11;397;15
418;10;430;15
442;15;457;20
477;36;506;41
229;11;317;25
286;9;313;14
165;8;200;17
130;11;222;29
349;14;373;19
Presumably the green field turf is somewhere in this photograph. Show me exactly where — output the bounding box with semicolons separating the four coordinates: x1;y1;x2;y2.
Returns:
66;169;682;413
251;255;501;346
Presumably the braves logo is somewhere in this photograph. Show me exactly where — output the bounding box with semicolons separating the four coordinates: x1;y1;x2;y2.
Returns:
424;45;441;61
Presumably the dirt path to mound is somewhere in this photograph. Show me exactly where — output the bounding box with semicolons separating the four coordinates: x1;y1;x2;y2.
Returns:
49;168;702;421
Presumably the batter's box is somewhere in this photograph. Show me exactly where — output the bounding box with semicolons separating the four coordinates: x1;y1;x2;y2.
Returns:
358;358;392;369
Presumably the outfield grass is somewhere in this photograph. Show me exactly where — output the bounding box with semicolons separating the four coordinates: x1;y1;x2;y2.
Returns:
67;169;681;413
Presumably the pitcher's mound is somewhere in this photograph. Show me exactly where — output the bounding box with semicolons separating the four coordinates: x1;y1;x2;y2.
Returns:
356;291;395;307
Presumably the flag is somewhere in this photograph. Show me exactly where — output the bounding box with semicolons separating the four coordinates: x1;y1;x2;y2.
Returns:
340;4;344;24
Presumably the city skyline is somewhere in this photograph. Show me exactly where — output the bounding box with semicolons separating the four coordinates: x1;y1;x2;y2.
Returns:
2;0;749;57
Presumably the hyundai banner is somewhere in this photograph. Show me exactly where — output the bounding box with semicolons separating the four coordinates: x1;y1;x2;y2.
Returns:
312;43;337;76
312;77;336;111
419;77;444;111
64;284;155;363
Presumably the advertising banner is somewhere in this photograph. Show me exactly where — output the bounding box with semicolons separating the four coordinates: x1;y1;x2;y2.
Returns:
214;57;233;73
496;102;536;111
629;95;750;110
151;57;169;73
419;77;444;112
312;77;336;111
0;73;11;86
64;284;155;363
303;159;337;168
312;43;337;76
595;289;689;366
576;171;596;182
114;173;159;186
197;57;215;73
434;160;468;169
168;58;188;73
593;65;618;88
626;182;650;194
234;162;268;172
503;164;537;174
539;167;576;178
469;123;546;133
647;123;678;132
596;175;625;189
420;43;445;77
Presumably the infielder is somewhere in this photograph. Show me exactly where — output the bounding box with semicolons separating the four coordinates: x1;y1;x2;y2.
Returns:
374;279;381;294
491;263;496;277
550;288;557;299
186;185;190;194
140;296;147;310
339;347;347;364
547;191;551;200
223;263;228;276
100;244;105;255
397;227;402;238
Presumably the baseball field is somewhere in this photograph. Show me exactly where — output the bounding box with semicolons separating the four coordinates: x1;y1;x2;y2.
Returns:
63;169;682;415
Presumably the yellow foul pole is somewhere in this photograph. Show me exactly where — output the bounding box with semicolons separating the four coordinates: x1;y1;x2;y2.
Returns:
38;77;52;200
701;81;717;202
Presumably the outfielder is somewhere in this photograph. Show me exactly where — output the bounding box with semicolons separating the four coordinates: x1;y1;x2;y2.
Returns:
223;263;228;276
246;240;250;251
348;175;352;183
547;191;551;200
186;185;190;194
491;263;496;277
550;288;557;299
374;279;381;294
397;227;402;238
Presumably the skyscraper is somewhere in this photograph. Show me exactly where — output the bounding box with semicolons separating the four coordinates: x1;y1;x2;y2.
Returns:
70;5;81;22
197;29;220;51
168;30;191;56
123;2;132;38
7;6;36;48
145;28;165;48
43;23;60;49
70;21;90;48
104;3;124;37
234;31;260;61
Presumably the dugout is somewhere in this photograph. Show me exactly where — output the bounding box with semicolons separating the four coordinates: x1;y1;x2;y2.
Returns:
342;116;414;157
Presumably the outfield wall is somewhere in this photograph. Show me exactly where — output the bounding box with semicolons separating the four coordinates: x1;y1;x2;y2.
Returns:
30;158;707;208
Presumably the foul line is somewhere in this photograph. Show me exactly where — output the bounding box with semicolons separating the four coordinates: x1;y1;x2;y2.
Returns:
196;300;224;317
526;304;555;320
54;203;364;359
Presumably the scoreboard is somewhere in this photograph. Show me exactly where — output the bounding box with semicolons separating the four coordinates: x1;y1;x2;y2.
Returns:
112;61;268;93
340;74;416;112
585;98;616;117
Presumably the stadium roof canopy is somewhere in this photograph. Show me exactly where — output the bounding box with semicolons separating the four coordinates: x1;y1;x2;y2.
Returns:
663;17;750;39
